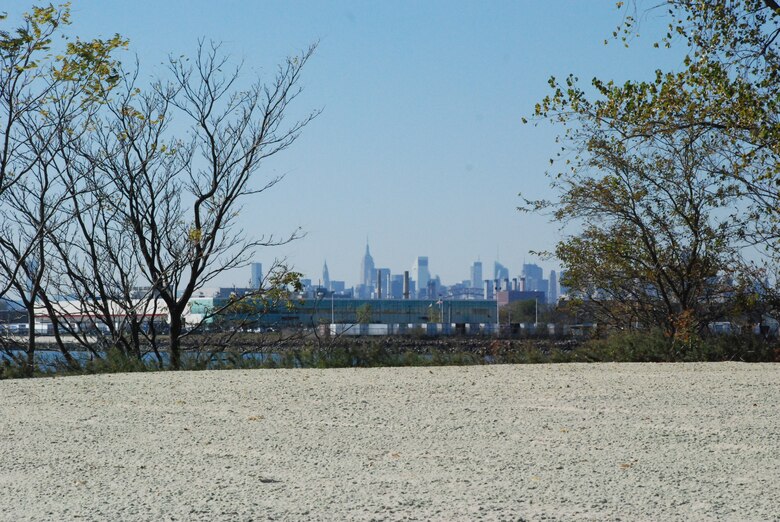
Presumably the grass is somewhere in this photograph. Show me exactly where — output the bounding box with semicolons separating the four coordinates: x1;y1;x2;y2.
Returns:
1;332;777;379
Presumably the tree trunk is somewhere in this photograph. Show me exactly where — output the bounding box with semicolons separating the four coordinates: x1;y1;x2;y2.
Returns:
25;303;35;377
169;312;183;370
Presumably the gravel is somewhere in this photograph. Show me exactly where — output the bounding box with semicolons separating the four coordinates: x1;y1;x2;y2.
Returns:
0;362;778;521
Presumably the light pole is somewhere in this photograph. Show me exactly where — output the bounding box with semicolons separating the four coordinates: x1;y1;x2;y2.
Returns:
535;297;538;328
495;282;500;336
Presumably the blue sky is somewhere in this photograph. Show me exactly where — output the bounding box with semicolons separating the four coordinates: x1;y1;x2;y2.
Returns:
8;1;685;287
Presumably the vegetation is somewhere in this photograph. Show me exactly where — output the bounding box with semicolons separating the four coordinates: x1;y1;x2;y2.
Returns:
500;299;547;324
2;3;779;377
526;0;780;349
0;4;314;373
2;333;776;379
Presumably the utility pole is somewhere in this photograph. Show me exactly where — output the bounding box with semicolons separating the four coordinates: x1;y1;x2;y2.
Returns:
535;297;538;327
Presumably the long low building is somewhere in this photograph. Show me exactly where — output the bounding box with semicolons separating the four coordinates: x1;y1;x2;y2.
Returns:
18;297;501;335
186;297;500;328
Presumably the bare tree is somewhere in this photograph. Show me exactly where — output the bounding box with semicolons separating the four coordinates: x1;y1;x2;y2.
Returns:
0;6;125;374
90;42;318;369
0;78;121;375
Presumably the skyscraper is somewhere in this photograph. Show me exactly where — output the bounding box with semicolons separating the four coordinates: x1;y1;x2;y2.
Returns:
494;261;509;282
322;260;330;290
360;242;375;289
522;263;544;291
412;256;430;298
548;270;558;304
470;261;483;289
250;262;263;289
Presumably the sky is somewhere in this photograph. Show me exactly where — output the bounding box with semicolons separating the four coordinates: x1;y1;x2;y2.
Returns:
8;1;687;288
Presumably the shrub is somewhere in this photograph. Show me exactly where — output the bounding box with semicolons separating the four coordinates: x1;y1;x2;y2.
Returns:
83;349;151;374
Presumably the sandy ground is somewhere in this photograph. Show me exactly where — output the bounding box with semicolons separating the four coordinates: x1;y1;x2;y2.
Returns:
0;363;778;521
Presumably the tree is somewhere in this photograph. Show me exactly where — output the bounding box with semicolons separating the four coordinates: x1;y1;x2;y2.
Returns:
90;41;318;369
356;303;373;325
0;4;125;375
614;1;780;319
614;1;780;246
528;3;766;342
499;299;544;325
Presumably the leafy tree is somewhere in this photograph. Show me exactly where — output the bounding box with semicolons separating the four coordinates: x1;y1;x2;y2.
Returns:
356;303;373;325
499;299;545;324
613;1;780;252
527;1;771;341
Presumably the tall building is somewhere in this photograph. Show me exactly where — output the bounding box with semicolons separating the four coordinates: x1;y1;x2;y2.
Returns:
322;260;330;290
494;261;509;282
411;256;430;298
548;270;559;304
250;262;263;289
360;242;375;289
470;261;483;289
522;263;544;291
389;274;404;299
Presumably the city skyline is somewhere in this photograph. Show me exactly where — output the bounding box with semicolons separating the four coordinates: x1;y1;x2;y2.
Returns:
245;239;561;303
14;1;685;288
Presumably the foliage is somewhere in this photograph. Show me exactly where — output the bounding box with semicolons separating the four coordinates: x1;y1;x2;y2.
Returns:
356;303;373;324
532;78;743;337
0;6;315;371
615;1;780;252
499;299;545;324
579;329;778;363
82;348;152;374
0;4;127;375
527;1;780;339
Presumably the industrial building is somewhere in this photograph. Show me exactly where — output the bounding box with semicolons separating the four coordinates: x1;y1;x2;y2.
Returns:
186;297;500;331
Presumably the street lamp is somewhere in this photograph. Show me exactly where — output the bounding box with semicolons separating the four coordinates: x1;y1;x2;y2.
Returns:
535;297;538;327
495;282;500;336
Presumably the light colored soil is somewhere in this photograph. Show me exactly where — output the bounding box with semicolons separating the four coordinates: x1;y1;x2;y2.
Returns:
0;363;778;521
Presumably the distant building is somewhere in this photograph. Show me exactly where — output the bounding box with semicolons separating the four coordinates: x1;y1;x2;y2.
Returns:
412;256;430;298
189;297;500;329
322;260;330;291
428;276;441;299
376;268;391;298
355;284;371;299
390;275;404;299
360;242;375;290
548;270;559;304
470;261;483;289
522;263;544;292
496;290;545;307
250;262;263;289
494;261;509;282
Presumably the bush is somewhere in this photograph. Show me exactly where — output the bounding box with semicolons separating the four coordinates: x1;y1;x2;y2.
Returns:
83;349;151;374
576;330;778;363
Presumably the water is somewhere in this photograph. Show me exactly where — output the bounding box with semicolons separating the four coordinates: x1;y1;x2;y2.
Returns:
1;349;281;371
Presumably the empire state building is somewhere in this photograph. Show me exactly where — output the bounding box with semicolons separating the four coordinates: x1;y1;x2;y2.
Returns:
360;242;375;288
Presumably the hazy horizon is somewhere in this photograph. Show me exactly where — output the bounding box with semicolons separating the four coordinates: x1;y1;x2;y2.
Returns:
4;1;686;287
